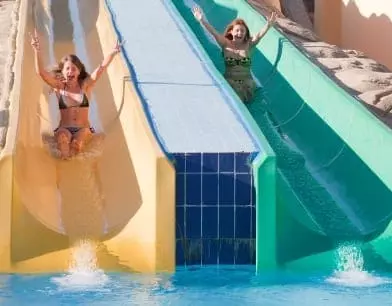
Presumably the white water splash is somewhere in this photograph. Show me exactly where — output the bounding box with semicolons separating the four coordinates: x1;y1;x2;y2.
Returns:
52;240;109;291
326;244;389;287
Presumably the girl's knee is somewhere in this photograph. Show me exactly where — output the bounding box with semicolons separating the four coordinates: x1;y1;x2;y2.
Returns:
56;131;71;144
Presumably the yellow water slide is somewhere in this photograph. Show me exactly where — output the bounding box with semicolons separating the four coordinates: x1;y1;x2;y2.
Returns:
0;0;175;273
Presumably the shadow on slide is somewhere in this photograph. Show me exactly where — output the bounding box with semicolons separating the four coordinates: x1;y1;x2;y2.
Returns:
172;0;392;270
0;0;174;273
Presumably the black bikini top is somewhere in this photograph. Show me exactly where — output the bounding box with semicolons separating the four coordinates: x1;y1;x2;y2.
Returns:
58;86;90;110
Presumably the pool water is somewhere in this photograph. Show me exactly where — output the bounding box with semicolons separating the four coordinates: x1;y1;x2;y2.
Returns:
0;265;391;306
0;243;390;305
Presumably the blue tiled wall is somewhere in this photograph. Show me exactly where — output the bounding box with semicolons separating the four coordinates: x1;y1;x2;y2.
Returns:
173;152;257;265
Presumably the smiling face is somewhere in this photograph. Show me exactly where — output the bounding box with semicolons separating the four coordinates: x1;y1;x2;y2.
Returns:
62;60;81;83
231;24;247;42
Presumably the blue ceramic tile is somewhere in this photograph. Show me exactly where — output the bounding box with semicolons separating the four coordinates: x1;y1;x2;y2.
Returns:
176;174;185;205
176;239;185;265
252;206;256;238
219;174;235;205
219;153;234;173
203;153;218;173
176;206;185;238
235;207;251;238
186;174;201;205
235;240;255;264
202;207;218;238
219;240;235;264
173;153;186;173
235;174;252;206
202;239;218;265
202;174;218;205
186;239;202;265
186;153;202;173
219;206;234;238
186;207;201;238
236;152;250;173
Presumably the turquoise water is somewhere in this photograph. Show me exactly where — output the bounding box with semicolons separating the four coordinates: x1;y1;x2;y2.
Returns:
0;242;389;305
0;265;391;306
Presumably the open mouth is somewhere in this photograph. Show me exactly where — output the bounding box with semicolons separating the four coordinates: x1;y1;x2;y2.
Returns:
66;75;75;81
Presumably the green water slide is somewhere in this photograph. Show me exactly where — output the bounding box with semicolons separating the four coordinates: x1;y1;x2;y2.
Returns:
171;0;392;272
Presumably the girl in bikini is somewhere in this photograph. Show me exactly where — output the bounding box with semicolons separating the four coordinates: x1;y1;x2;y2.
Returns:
192;6;276;103
30;28;123;159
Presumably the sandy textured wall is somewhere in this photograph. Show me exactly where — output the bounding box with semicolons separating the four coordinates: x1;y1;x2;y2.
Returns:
315;0;392;70
0;0;20;150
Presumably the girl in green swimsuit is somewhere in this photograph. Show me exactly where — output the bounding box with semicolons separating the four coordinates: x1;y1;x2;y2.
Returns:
192;6;276;103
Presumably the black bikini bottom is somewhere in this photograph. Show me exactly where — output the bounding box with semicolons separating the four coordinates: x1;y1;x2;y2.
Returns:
54;127;95;136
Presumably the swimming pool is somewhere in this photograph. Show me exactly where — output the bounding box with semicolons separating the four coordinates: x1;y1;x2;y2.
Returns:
1;264;391;306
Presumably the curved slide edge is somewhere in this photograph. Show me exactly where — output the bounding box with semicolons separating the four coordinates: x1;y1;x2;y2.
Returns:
285;215;392;273
235;0;392;268
0;0;174;273
172;0;392;272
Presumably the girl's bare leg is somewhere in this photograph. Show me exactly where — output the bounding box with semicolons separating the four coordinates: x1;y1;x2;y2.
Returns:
70;127;93;156
55;128;72;159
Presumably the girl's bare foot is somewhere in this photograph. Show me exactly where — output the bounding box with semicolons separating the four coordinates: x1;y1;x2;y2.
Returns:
55;128;72;160
58;143;71;160
70;139;83;157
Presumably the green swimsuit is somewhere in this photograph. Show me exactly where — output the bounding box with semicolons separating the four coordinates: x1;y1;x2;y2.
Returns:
223;48;256;103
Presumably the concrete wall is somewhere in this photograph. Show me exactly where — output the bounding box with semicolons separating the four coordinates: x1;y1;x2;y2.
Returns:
314;0;342;45
315;0;392;69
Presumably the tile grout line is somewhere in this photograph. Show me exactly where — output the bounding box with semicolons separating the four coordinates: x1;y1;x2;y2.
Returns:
177;171;250;175
200;152;203;266
217;152;220;265
184;153;187;267
250;168;253;240
233;153;237;265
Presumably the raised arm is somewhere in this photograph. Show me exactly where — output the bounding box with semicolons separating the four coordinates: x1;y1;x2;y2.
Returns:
30;29;64;89
84;40;123;91
250;12;276;48
192;6;229;47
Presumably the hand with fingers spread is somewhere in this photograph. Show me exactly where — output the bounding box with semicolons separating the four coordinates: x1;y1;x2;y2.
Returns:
29;28;40;52
190;5;230;48
86;38;125;91
267;12;277;26
192;6;204;22
55;73;67;85
112;39;125;55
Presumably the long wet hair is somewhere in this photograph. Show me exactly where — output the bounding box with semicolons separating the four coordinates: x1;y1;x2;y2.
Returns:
51;54;90;86
223;18;251;42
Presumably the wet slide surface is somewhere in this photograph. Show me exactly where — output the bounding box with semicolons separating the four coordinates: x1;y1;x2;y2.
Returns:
172;0;392;263
0;0;175;273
